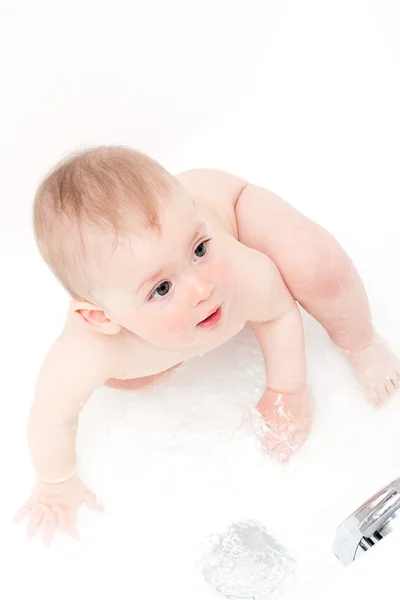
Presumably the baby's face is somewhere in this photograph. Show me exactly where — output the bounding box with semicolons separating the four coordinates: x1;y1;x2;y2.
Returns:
98;191;235;348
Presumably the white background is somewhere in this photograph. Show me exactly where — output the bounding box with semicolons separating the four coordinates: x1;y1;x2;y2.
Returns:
1;1;400;599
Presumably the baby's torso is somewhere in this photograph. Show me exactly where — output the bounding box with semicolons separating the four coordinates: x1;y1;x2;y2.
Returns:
66;170;271;380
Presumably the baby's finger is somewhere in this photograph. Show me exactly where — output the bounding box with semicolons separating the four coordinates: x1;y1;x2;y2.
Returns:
290;431;308;454
13;498;33;523
292;419;312;449
41;506;58;547
276;441;292;462
264;432;291;461
262;431;280;453
27;505;45;539
56;507;80;540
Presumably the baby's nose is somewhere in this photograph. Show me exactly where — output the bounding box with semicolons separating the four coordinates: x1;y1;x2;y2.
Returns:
187;273;214;306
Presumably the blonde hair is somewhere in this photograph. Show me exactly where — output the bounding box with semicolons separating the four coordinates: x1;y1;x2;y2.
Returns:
33;146;174;300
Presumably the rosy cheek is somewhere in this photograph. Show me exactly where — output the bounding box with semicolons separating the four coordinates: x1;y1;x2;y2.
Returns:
141;307;187;340
211;258;232;287
161;312;189;336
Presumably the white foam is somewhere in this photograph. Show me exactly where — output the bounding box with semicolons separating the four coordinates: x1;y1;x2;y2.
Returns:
3;287;400;600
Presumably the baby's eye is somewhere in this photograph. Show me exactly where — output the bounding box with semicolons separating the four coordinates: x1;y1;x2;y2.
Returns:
150;281;171;299
194;240;208;259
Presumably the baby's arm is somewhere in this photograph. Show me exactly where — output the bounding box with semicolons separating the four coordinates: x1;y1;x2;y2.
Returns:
251;257;306;394
251;258;312;459
14;327;112;544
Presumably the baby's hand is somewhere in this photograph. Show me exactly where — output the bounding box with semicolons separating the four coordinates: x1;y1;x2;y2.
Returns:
14;475;101;545
254;387;312;461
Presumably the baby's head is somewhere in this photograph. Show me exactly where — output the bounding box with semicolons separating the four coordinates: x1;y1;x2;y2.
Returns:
33;146;232;347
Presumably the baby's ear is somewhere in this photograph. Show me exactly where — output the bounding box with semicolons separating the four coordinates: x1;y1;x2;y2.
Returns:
72;300;122;335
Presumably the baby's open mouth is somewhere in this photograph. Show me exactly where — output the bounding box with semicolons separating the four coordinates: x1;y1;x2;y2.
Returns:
197;305;222;328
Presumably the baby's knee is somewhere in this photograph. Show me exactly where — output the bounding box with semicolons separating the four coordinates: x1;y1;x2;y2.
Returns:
299;240;354;299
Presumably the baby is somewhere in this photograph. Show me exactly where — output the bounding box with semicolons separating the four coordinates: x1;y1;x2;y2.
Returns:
15;146;400;544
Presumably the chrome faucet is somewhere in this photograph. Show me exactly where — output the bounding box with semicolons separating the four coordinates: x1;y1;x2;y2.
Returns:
333;478;400;565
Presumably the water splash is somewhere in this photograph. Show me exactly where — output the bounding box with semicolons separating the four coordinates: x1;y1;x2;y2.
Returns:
201;520;295;599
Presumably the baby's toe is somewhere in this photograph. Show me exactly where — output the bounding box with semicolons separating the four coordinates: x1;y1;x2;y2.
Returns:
392;373;400;389
376;386;390;407
375;378;400;406
384;373;400;396
388;378;399;393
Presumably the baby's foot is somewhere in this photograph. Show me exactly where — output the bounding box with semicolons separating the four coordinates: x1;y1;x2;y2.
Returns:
344;335;400;406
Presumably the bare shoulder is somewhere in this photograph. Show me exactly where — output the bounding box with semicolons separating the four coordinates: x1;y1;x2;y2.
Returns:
235;242;287;323
62;304;170;380
176;168;248;237
61;305;120;378
176;168;247;198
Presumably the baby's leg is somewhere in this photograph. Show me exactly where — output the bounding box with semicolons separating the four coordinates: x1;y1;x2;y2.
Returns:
105;363;182;390
105;375;161;390
236;186;400;404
